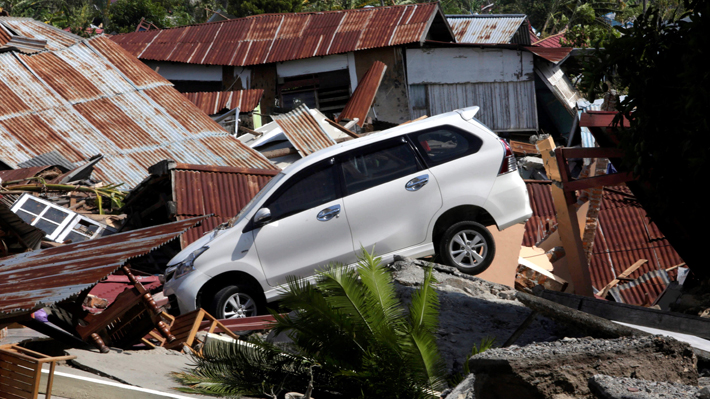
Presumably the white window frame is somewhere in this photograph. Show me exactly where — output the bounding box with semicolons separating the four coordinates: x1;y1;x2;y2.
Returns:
11;193;112;243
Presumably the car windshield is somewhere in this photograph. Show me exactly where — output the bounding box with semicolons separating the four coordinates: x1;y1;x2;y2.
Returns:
229;172;285;227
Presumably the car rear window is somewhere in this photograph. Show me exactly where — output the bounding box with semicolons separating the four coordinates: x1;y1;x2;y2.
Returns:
408;126;483;167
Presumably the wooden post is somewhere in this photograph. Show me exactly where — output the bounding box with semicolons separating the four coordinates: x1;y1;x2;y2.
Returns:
537;137;594;297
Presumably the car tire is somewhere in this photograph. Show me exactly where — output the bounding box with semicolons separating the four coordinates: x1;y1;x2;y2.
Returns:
439;221;495;275
209;284;264;319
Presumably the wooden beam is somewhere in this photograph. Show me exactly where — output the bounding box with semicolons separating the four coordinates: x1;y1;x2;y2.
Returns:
325;118;361;138
597;259;647;298
563;172;635;192
510;140;540;156
537;137;594;297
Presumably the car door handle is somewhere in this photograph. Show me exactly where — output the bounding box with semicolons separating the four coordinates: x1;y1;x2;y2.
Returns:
317;204;341;221
406;174;429;191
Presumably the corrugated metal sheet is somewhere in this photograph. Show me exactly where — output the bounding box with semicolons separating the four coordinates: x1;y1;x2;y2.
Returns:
17;151;75;171
423;81;538;132
0;17;82;51
526;46;573;64
155;162;276;248
183;89;264;115
0;166;53;182
447;14;529;44
532;29;566;48
610;269;670;305
0;201;45;251
337;61;386;127
535;59;580;112
523;182;684;306
111;3;443;66
0;21;278;189
272;104;336;156
0;216;207;318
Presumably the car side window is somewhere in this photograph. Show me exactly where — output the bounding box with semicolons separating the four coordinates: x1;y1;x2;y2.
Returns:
265;162;336;221
408;126;483;167
341;139;422;196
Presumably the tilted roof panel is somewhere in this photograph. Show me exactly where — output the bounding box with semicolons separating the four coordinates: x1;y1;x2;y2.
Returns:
447;15;527;44
272;104;336;157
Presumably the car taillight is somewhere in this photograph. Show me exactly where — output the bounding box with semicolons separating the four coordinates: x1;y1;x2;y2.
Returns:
498;139;517;175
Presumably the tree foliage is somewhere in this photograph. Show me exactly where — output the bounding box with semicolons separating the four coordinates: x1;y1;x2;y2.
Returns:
175;250;446;398
580;0;708;265
228;0;302;17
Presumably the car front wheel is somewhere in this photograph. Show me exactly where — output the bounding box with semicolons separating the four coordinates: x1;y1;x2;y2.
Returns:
209;284;263;319
439;221;495;275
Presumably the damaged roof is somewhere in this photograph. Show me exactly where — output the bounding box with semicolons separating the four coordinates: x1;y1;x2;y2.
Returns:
524;182;683;306
337;61;386;127
183;89;264;115
0;22;277;188
0;216;207;318
447;14;531;45
272;105;336;157
111;3;453;66
146;161;277;248
0;17;82;52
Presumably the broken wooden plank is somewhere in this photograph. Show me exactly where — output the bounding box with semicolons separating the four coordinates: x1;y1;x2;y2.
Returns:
509;140;540;156
597;259;648;298
537;137;594;297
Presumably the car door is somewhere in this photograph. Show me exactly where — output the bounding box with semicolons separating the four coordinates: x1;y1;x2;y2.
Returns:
340;137;443;256
252;159;355;287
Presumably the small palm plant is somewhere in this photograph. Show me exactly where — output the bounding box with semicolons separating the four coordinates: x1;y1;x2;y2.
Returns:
175;249;446;398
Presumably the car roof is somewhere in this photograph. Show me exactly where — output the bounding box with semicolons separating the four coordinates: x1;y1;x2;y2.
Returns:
281;106;497;176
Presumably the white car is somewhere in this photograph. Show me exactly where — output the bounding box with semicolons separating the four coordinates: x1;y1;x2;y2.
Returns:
164;106;532;319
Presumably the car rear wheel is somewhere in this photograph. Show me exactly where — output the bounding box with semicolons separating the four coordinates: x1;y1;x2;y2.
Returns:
209;284;263;319
439;221;495;275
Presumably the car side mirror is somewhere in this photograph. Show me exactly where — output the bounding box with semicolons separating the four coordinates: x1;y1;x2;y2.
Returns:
254;208;272;226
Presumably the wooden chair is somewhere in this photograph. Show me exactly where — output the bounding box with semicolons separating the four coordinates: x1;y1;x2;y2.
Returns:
163;309;240;353
74;266;174;353
0;344;76;399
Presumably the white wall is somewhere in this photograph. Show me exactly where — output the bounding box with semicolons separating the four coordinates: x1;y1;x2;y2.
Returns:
406;47;534;84
144;61;223;81
276;54;348;78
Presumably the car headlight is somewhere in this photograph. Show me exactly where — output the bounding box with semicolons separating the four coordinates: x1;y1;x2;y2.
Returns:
166;246;209;281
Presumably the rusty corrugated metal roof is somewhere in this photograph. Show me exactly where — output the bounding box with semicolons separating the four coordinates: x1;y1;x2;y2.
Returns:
183;89;264;115
0;21;277;188
272;105;336;157
0;166;53;183
0;216;207;318
525;46;572;64
337;61;386;127
144;161;277;247
532;28;567;48
111;3;446;66
447;14;529;44
610;269;671;306
524;182;684;306
0;17;81;51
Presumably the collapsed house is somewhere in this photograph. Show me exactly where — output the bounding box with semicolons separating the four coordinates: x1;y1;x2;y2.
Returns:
0;17;277;190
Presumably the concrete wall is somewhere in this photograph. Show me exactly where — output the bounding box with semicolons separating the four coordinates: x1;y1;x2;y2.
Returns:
354;47;410;125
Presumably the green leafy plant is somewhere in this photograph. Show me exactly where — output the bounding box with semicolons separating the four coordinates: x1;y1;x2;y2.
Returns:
447;336;495;386
175;249;446;398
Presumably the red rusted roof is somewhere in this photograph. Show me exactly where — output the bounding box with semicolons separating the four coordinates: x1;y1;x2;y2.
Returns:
337;61;386;127
272;105;336;157
0;24;277;188
525;46;572;64
531;28;567;48
0;166;54;183
524;182;683;306
160;163;277;247
111;3;448;66
0;216;208;318
183;89;264;115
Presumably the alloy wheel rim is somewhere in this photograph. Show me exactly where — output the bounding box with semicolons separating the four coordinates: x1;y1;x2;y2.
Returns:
223;293;257;319
449;229;488;269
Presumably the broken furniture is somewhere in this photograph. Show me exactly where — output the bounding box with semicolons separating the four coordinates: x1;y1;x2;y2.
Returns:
0;344;76;399
162;309;240;353
73;266;175;353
